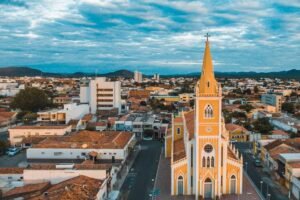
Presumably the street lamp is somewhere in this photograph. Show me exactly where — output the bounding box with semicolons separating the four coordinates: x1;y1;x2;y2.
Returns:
260;181;263;194
267;193;271;200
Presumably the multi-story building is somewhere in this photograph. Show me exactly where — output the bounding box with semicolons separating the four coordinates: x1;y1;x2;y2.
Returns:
165;39;243;199
261;93;283;113
134;71;143;83
80;77;121;114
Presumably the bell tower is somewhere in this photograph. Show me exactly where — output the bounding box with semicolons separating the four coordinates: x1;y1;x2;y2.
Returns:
195;34;223;199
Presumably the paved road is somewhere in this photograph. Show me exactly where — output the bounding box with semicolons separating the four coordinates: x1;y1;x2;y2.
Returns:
120;140;162;200
235;142;289;200
0;151;26;167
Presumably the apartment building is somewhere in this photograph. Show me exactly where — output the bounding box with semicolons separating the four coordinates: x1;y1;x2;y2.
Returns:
80;77;121;114
261;93;283;112
134;71;143;83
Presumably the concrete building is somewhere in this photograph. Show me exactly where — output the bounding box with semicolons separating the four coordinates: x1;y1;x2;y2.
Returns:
134;71;143;83
153;73;160;82
261;93;283;113
26;130;135;162
9;125;72;146
80;77;121;114
37;103;90;124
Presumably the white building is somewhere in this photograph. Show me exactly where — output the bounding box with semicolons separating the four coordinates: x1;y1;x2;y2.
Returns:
37;103;90;124
134;71;143;83
26;130;135;162
80;77;121;114
9;125;72;146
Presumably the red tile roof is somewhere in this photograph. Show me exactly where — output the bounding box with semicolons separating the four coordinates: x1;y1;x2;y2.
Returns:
184;110;195;140
173;138;186;162
0;167;24;174
32;130;133;149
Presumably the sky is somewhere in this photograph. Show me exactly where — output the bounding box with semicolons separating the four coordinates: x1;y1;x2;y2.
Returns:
0;0;300;75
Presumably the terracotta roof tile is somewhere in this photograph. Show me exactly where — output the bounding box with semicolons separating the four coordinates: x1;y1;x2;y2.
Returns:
173;138;186;162
225;123;248;132
174;117;183;123
184;110;194;140
289;162;300;169
0;167;24;174
4;182;50;199
32;130;133;149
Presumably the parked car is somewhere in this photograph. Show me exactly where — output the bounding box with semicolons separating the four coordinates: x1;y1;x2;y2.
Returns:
6;147;21;156
254;159;263;167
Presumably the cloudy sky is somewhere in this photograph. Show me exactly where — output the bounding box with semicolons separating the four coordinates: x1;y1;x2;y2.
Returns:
0;0;300;74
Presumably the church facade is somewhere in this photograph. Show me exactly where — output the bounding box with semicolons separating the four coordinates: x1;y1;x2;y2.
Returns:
165;38;243;199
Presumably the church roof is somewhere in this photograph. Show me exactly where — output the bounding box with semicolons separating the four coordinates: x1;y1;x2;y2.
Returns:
173;138;186;162
184;110;195;140
198;38;219;95
227;147;238;161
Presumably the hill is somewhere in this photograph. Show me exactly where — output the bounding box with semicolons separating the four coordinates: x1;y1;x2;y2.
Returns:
0;66;299;80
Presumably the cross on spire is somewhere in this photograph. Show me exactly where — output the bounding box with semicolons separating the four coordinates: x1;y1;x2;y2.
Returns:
205;33;210;42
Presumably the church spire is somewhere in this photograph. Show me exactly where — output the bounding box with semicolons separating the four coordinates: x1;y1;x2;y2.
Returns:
198;34;219;95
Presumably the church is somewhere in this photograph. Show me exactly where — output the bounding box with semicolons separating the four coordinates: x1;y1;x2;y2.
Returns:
165;37;243;199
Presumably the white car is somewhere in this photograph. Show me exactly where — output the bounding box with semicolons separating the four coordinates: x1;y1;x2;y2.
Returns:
6;147;21;156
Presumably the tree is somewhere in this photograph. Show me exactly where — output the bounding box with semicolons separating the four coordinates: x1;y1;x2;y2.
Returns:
239;104;254;113
282;102;295;114
10;87;51;112
253;117;273;134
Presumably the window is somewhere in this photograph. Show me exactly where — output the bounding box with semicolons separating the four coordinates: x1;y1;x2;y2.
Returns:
207;157;210;168
211;157;214;167
54;152;62;156
202;157;206;167
177;176;184;195
204;144;213;153
191;146;193;167
204;105;213;118
81;152;86;156
221;146;223;167
207;81;210;87
177;127;181;135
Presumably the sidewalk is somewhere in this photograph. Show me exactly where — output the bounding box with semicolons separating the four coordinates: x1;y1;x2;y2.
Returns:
113;144;141;191
154;151;262;200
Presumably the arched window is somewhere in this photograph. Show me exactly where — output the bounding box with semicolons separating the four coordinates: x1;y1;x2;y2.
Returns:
177;127;180;135
211;157;214;167
202;157;206;167
230;175;236;194
205;105;213;118
207;157;210;168
178;176;184;195
207;81;210;88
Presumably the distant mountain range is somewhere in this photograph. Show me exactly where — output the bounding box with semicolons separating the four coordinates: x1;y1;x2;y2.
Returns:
0;66;299;80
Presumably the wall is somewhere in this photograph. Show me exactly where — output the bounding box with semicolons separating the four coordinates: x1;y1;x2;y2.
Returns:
23;169;107;184
27;148;126;160
9;126;72;146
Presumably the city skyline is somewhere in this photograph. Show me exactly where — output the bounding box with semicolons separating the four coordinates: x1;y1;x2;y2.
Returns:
0;0;300;74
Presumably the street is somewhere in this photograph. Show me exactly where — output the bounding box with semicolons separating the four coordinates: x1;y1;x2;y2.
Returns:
120;140;162;200
235;142;289;200
0;151;26;167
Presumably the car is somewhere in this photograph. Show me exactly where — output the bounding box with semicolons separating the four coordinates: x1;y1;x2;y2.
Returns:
6;147;21;156
254;159;263;167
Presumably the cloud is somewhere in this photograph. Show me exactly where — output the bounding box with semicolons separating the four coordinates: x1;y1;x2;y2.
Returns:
0;0;299;74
